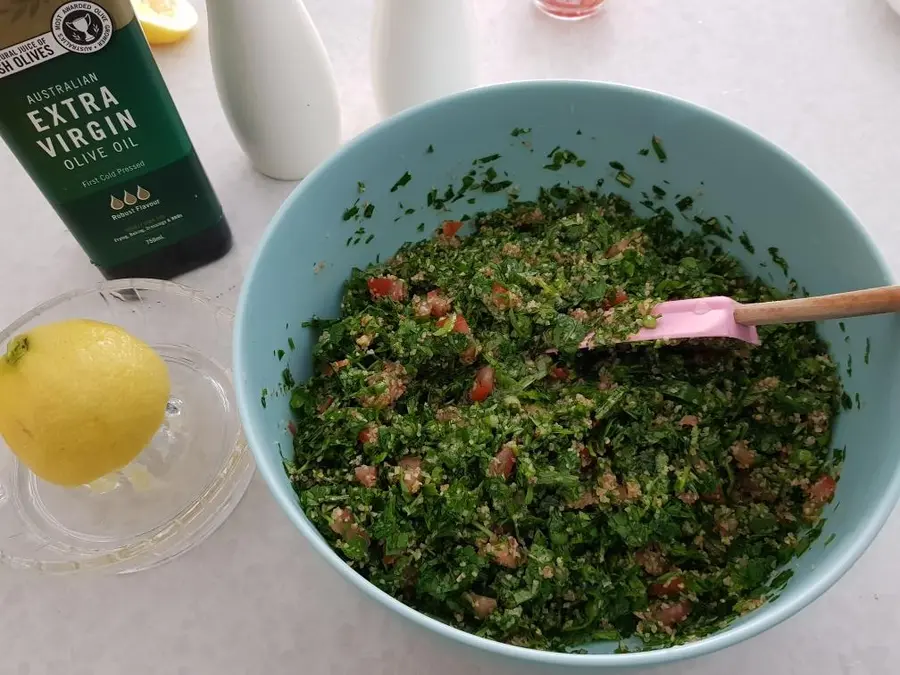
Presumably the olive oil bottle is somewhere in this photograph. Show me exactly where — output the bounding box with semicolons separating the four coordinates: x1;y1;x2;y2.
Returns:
0;0;231;279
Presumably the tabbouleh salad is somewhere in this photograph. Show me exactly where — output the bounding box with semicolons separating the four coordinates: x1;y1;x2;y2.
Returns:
285;186;842;652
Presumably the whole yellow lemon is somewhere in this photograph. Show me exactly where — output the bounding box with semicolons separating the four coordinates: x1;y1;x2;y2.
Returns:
0;319;171;486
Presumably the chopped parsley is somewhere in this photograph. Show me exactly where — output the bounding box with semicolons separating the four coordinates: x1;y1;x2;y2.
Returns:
768;247;789;276
544;149;583;171
390;172;412;192
342;203;360;221
651;136;667;162
286;187;843;653
675;196;694;212
697;216;731;241
474;153;502;165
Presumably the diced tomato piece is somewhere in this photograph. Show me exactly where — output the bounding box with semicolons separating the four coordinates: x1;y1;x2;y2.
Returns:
357;425;379;445
317;396;334;414
651;599;692;627
490;282;512;309
324;358;350;376
329;507;368;543
808;475;837;503
701;485;725;504
550;366;569;381
484;536;523;568
567;490;597;510
287;421;298;436
489;444;517;479
603;289;629;309
468;593;498;619
576;442;593;468
617;480;642;502
426;289;453;317
716;515;739;538
367;277;407;302
650;576;686;598
460;343;479;365
354;465;378;488
441;220;463;238
387;280;408;302
330;507;353;536
437;313;470;334
470;366;495;402
367;277;393;298
605;235;636;258
358;361;408;409
730;441;756;469
679;415;699;427
635;548;669;576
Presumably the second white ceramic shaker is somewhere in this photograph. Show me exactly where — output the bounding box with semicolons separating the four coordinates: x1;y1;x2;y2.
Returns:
371;0;478;118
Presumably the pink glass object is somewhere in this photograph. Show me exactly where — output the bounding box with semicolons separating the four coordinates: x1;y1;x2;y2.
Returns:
630;297;761;345
534;0;605;20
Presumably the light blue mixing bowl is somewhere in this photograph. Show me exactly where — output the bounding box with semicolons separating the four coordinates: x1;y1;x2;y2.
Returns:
234;81;900;669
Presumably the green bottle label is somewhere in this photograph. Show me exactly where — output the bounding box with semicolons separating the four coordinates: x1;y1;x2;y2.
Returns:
0;1;223;268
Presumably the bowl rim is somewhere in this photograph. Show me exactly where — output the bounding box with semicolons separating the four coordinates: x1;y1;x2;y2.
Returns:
235;79;898;667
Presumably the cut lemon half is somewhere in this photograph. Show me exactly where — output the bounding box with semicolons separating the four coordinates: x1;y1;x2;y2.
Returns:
132;0;198;45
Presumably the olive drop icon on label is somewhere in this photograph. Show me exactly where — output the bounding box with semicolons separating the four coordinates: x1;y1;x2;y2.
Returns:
136;186;151;201
123;191;137;206
110;195;125;211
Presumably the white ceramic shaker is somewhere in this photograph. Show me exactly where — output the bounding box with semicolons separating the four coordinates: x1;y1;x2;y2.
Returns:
207;0;341;181
371;0;478;118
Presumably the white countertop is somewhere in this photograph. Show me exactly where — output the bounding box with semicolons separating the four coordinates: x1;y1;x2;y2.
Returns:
2;0;900;673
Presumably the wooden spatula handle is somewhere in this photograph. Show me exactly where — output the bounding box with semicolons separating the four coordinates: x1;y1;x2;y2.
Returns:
734;286;900;326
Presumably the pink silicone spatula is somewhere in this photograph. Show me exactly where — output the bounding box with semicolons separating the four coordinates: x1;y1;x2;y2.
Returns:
627;286;900;346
